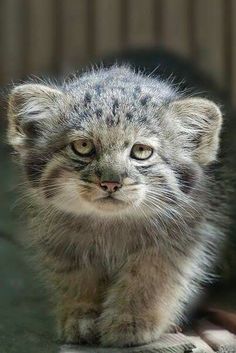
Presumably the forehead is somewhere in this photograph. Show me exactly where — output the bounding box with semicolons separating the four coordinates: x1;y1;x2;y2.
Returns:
66;97;155;147
63;70;175;143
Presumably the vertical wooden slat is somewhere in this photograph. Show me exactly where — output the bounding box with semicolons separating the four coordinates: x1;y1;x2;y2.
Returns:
127;0;156;47
0;0;24;83
94;0;123;58
0;0;234;101
161;0;191;57
193;0;225;88
231;0;236;105
153;0;163;44
26;0;55;75
59;0;89;74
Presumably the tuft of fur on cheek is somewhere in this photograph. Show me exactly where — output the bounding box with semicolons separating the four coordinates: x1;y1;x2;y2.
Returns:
37;156;76;201
174;166;197;194
39;163;97;215
25;160;45;186
40;166;67;199
24;154;51;186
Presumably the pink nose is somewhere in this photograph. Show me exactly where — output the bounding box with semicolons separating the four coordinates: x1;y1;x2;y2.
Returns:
100;181;122;193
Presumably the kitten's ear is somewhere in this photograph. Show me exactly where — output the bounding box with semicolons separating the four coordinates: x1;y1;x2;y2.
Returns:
169;97;223;165
7;84;63;152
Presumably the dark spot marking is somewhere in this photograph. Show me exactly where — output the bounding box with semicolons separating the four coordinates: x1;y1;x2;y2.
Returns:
78;112;90;122
116;116;120;125
139;115;148;123
106;114;114;127
123;141;129;148
140;95;151;106
95;108;103;118
94;84;102;95
112;99;119;115
126;112;133;121
84;92;92;106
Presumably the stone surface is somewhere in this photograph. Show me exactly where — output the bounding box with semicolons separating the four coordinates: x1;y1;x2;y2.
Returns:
60;333;194;353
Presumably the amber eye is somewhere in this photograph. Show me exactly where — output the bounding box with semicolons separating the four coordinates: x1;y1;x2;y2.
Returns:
71;139;95;157
131;144;153;160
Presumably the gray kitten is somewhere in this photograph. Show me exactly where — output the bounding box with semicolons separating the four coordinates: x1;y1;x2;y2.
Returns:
7;67;226;347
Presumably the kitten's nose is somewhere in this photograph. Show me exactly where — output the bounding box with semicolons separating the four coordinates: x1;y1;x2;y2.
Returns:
100;181;122;193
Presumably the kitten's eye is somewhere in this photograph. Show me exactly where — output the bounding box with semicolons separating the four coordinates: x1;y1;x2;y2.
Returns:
71;139;95;157
131;144;153;160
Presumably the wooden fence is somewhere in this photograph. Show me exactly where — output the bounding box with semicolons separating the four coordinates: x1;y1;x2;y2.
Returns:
0;0;236;104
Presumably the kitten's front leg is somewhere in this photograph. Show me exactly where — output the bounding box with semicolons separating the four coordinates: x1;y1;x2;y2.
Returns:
99;248;186;347
58;300;99;344
52;267;104;344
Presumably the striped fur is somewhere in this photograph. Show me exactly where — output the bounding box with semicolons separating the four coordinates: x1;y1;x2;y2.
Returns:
7;67;227;347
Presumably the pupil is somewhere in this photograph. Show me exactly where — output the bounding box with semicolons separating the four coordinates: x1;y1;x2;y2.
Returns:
82;142;87;147
139;147;144;152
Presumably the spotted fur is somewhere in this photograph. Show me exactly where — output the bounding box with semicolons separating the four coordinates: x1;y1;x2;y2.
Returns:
7;66;227;347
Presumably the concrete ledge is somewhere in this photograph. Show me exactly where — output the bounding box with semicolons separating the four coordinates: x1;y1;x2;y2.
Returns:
60;334;195;353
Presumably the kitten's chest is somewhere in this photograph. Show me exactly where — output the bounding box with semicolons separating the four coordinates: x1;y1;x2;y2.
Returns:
39;214;154;273
71;219;148;270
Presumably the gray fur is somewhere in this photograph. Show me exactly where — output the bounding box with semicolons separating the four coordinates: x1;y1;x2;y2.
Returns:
7;66;227;347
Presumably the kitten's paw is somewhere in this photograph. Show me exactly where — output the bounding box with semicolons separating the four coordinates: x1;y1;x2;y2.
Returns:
99;311;163;347
63;316;97;344
58;305;99;344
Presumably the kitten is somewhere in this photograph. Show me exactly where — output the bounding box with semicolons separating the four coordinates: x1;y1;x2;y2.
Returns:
7;66;227;347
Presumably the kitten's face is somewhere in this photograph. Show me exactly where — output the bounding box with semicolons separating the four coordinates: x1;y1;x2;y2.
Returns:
40;123;156;216
7;68;222;220
33;109;180;218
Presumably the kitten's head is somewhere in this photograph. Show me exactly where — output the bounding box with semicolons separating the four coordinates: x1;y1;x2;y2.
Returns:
7;67;223;220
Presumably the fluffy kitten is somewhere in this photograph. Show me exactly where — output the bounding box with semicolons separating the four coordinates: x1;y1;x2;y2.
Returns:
7;67;226;347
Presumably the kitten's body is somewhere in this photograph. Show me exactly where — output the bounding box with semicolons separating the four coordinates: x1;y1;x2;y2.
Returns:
7;67;227;346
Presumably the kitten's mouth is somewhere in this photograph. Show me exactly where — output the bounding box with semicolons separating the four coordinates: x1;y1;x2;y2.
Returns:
93;194;128;212
96;195;124;204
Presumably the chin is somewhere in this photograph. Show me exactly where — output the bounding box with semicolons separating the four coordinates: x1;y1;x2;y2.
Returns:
49;195;131;218
93;197;130;214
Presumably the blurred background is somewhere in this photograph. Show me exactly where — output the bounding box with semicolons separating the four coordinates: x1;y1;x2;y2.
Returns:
0;1;236;352
0;0;235;99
